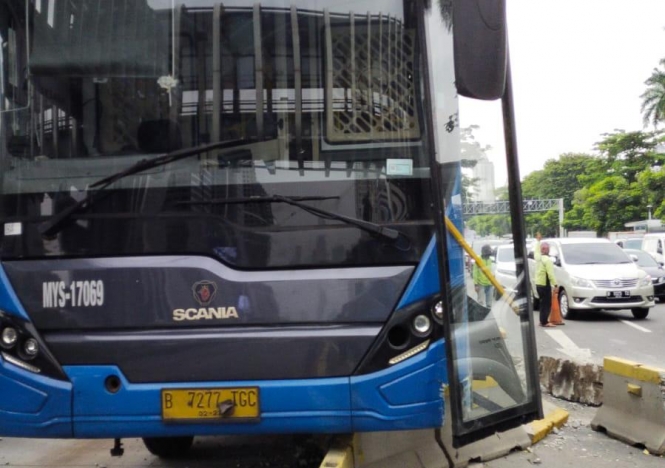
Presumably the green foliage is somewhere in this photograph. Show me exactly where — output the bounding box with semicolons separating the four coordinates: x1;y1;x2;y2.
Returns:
460;125;491;166
574;176;643;235
460;125;491;203
461;175;479;204
595;130;665;184
641;59;665;129
519;130;665;236
522;153;605;211
520;153;601;234
466;214;511;237
525;211;559;238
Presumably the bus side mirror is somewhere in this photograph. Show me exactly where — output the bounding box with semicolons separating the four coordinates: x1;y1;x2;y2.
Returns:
452;0;508;100
630;255;638;263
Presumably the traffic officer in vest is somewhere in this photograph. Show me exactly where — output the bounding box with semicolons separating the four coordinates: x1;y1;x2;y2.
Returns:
473;244;494;307
534;233;558;327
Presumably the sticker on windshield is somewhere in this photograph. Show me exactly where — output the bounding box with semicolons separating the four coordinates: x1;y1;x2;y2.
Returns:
386;159;413;176
4;223;22;236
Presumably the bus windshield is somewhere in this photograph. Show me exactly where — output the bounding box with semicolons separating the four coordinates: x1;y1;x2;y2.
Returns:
0;0;433;268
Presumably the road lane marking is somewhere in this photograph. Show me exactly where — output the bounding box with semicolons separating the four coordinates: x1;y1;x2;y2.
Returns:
544;329;592;361
619;320;652;333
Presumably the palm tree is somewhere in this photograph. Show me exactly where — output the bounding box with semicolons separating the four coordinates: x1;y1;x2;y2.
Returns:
641;59;665;129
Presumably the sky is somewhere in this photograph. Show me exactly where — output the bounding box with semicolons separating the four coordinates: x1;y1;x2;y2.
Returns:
460;0;665;187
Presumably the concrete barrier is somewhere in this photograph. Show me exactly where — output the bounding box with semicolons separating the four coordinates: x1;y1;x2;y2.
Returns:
539;356;603;406
591;356;665;455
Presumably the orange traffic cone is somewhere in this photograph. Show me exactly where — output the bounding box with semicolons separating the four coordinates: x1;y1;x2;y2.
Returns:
548;289;565;325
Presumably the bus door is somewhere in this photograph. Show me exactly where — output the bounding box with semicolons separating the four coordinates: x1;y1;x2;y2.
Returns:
421;1;542;446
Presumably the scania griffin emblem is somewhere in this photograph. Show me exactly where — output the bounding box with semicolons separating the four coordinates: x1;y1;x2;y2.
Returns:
192;280;217;306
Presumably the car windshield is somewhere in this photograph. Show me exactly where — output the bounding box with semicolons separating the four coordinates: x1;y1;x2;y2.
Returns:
627;249;659;268
560;243;632;265
622;239;643;249
496;247;515;262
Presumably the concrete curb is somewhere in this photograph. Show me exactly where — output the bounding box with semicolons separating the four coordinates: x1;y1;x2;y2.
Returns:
525;401;569;445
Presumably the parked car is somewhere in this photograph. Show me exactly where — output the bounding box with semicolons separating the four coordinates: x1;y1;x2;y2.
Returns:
624;248;665;301
528;238;655;320
492;244;517;298
615;238;643;250
641;233;665;265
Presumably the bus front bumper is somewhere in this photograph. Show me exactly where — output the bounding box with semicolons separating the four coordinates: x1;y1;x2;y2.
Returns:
0;341;445;438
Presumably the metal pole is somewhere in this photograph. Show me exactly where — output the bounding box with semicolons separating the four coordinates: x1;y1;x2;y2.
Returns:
291;6;302;170
253;4;264;139
502;58;544;421
559;198;564;237
212;4;222;143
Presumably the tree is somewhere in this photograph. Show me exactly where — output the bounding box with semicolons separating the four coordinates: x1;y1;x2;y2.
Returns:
568;176;644;235
460;125;491;203
521;153;603;211
595;130;665;184
636;167;665;220
641;58;665;129
520;153;601;233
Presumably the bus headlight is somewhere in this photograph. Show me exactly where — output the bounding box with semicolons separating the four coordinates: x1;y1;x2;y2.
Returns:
413;315;431;335
355;295;443;375
0;311;66;379
432;301;444;319
1;327;18;348
23;338;39;359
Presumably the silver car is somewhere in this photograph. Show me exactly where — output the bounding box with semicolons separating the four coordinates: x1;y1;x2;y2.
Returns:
492;244;517;298
529;238;655;320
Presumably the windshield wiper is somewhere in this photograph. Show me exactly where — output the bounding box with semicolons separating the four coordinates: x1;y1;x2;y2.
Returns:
181;194;409;246
39;139;256;238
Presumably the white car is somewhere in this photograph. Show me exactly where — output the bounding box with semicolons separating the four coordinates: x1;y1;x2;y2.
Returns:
493;244;517;298
528;238;655;320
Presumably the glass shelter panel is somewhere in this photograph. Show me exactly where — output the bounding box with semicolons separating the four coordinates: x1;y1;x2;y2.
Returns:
424;1;541;445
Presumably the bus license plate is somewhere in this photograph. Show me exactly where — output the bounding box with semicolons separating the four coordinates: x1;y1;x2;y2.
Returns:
161;388;260;422
606;291;629;298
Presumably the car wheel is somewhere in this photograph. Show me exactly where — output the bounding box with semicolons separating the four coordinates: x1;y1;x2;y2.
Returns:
142;436;194;458
631;308;649;320
559;289;576;319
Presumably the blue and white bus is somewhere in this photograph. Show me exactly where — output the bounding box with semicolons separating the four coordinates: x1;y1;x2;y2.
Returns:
0;0;540;458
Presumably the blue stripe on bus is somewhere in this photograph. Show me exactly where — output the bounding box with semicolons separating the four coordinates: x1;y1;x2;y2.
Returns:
396;236;440;309
350;339;446;431
0;358;73;437
396;167;466;310
0;265;29;320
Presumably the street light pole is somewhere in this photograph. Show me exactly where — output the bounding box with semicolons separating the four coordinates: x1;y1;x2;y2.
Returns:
647;204;653;221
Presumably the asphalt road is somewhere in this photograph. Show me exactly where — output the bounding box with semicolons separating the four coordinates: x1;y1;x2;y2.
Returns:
534;300;665;368
0;434;325;467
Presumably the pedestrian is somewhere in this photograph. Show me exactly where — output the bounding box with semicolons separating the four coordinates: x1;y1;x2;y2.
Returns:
534;233;558;327
473;244;494;307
